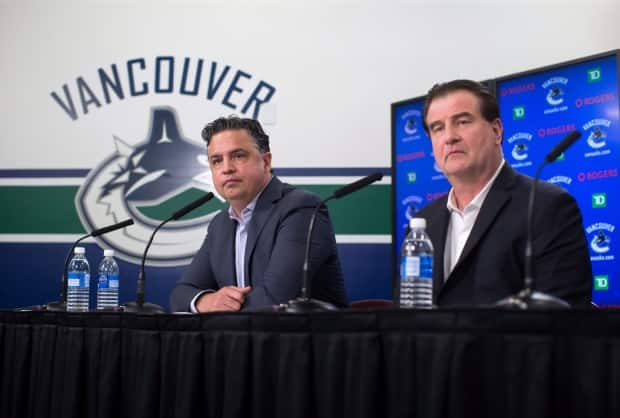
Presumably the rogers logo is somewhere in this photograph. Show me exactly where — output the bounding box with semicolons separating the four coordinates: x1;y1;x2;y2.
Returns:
500;83;536;96
575;92;615;108
537;124;577;138
426;191;448;201
396;150;426;163
577;168;618;182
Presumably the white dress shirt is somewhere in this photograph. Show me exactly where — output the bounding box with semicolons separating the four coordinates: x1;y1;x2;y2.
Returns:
189;178;271;312
443;160;505;281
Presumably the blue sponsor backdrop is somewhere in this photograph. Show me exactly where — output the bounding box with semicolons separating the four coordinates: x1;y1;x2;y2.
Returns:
498;52;619;306
392;100;449;255
392;51;620;306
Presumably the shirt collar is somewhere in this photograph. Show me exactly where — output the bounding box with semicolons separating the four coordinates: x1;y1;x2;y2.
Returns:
228;175;273;222
446;159;505;214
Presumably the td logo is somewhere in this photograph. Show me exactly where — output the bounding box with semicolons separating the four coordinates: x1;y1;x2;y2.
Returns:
594;275;609;291
512;106;525;120
592;193;607;208
588;67;602;83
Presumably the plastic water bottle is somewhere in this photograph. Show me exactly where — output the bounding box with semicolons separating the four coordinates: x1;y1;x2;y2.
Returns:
66;247;90;312
97;249;120;310
399;218;434;309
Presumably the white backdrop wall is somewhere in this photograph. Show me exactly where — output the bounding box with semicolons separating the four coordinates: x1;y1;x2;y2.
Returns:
1;0;619;169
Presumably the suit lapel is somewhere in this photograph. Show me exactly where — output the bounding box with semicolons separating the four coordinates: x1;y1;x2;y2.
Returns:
217;215;239;287
244;177;283;284
449;164;516;277
425;197;450;299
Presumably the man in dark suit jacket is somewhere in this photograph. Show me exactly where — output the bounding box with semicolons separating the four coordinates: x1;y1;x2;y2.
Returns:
170;117;347;312
416;79;592;307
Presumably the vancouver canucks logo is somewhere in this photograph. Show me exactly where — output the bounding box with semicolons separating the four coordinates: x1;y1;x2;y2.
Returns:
583;119;611;150
400;109;423;141
76;107;224;266
592;231;611;254
582;119;612;158
402;195;424;220
546;86;564;106
511;142;528;160
506;132;533;168
587;127;607;148
542;77;568;105
542;77;569;114
586;222;615;256
404;117;418;135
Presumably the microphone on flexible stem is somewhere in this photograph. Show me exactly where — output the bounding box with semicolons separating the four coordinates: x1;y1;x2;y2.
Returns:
284;172;384;313
496;130;582;309
123;192;215;314
42;219;135;311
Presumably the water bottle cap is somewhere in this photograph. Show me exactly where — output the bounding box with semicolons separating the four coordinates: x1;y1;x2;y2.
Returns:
104;249;115;257
74;247;85;254
409;218;426;229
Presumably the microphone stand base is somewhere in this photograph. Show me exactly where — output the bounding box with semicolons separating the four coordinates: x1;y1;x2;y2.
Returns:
495;289;570;309
282;297;338;313
122;302;166;314
45;301;67;311
16;301;67;312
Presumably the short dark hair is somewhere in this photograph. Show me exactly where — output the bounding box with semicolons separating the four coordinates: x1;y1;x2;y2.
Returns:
201;116;270;153
422;80;500;133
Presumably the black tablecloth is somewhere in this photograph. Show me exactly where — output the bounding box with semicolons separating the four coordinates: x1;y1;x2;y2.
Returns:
1;309;619;418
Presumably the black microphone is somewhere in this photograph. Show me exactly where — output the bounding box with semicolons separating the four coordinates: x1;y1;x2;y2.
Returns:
123;192;215;313
545;130;581;163
43;219;134;312
332;172;384;200
91;218;134;237
171;192;215;220
284;172;384;312
496;130;581;309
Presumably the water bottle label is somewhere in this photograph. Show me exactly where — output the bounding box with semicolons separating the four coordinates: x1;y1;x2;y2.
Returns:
68;272;90;288
401;256;420;277
98;273;119;289
419;254;433;280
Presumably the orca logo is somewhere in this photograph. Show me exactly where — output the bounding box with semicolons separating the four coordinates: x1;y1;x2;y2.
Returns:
587;127;607;149
402;195;424;220
586;222;615;255
76;107;224;266
546;86;564;106
401;109;423;140
511;142;528;161
582;119;612;158
506;132;533;166
404;118;418;135
592;231;611;254
542;77;568;107
583;119;611;150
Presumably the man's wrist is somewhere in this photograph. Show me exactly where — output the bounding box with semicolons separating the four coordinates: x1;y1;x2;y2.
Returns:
190;289;214;313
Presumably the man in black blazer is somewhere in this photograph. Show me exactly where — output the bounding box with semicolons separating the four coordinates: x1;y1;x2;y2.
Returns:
170;117;347;312
416;80;592;307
